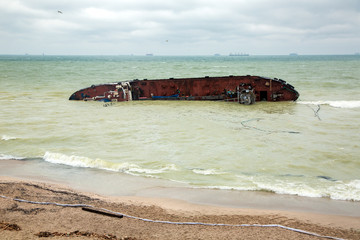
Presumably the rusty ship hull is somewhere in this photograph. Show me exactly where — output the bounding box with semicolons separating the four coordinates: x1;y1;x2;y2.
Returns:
69;75;299;104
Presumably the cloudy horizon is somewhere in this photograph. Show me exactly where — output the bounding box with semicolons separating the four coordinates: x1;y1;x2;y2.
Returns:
0;0;359;55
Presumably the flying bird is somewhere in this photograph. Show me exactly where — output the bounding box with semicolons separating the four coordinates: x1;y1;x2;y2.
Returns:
58;10;63;14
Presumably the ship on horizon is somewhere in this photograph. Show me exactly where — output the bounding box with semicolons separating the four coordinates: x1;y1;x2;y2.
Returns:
229;53;249;56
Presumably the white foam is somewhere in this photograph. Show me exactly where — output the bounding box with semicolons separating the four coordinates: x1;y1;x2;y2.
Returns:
44;152;137;171
45;152;98;168
191;179;360;201
327;180;360;201
1;135;17;141
192;168;225;175
299;100;360;108
43;152;177;176
228;174;360;201
126;164;177;175
254;181;323;198
42;152;360;201
0;154;25;160
347;179;360;189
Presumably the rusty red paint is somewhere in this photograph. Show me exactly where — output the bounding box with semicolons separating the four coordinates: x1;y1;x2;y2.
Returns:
69;75;299;104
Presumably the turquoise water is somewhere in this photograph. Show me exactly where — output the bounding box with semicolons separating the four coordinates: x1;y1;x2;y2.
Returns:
1;55;360;201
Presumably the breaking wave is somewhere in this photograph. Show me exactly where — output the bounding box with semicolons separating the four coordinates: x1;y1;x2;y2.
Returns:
43;152;177;176
191;168;226;175
40;152;360;201
0;153;25;160
298;100;360;108
1;135;17;141
202;175;360;202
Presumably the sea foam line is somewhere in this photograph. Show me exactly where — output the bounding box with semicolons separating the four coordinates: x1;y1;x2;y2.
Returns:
196;176;360;202
0;154;25;160
252;176;360;201
43;152;177;175
191;168;226;175
298;100;360;108
42;153;360;202
1;135;17;141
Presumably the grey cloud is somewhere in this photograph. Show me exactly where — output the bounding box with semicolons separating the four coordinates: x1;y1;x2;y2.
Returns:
0;0;359;55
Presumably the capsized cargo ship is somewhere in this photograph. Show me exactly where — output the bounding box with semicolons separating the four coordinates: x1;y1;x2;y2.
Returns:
69;75;299;105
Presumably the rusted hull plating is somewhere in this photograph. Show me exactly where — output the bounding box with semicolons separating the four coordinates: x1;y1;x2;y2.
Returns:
69;75;299;104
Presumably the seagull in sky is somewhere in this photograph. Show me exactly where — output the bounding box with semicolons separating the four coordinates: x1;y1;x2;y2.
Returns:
58;10;63;14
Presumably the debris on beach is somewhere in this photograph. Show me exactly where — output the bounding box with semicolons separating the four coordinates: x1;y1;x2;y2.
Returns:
35;230;136;239
0;221;21;231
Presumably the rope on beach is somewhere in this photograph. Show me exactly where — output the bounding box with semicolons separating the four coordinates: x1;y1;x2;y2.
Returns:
241;118;300;134
0;195;344;240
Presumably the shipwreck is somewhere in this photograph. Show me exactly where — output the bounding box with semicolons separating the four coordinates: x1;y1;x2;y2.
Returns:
69;75;299;105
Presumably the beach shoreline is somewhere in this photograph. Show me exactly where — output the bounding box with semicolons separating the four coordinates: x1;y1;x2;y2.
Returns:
1;159;359;217
1;176;359;239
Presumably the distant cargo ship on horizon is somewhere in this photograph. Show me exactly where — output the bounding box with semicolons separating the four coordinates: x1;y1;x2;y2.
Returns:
229;53;249;56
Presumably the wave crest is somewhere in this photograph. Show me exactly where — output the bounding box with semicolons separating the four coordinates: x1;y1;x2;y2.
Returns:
1;135;17;141
298;100;360;108
248;176;360;201
192;168;225;175
43;152;177;176
197;175;360;201
0;153;25;160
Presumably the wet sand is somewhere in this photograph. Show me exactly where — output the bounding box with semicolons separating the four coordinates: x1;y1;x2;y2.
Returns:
1;176;359;240
0;159;359;217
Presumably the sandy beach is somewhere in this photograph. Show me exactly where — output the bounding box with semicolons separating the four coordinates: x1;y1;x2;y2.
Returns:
1;177;359;239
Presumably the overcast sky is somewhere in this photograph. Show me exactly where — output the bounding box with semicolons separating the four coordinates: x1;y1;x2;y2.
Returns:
0;0;359;55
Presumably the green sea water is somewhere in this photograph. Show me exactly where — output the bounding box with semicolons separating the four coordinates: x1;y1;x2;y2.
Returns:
1;55;360;201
